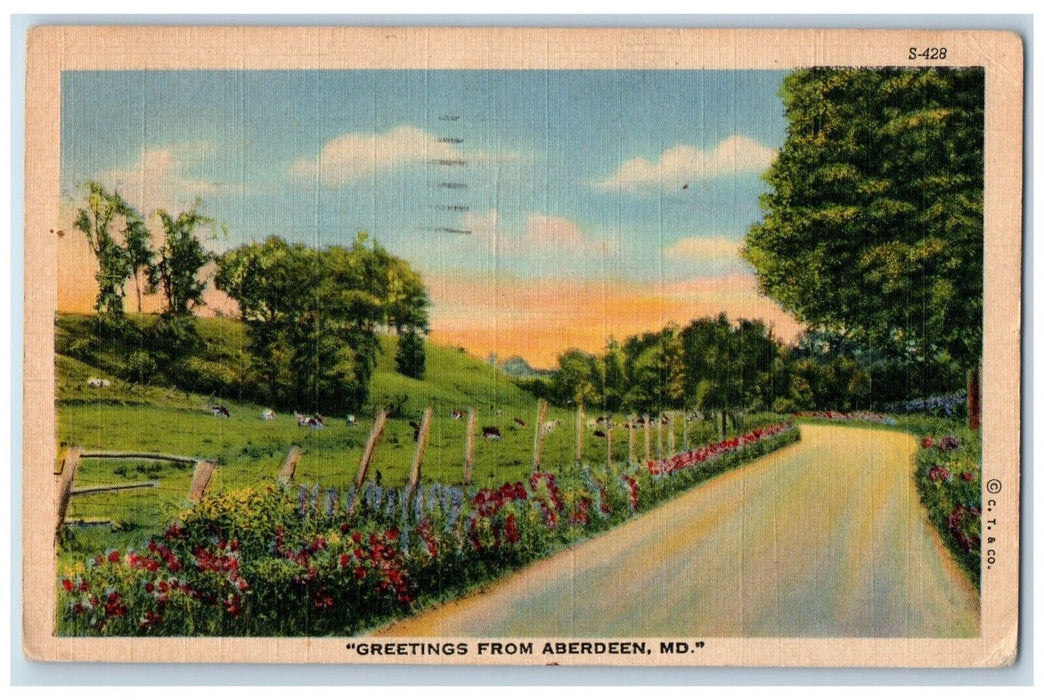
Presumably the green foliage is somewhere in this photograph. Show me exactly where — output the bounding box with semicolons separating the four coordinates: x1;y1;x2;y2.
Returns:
72;182;142;321
125;350;158;385
215;234;431;413
745;68;984;371
550;349;604;407
150;200;221;317
175;356;242;396
124;214;155;313
395;327;426;379
546;314;787;416
912;421;982;588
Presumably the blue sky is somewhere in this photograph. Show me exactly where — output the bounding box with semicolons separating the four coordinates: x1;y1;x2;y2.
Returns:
60;69;800;364
61;69;788;283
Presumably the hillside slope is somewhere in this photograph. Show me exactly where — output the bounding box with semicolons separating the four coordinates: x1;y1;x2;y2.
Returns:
56;313;532;415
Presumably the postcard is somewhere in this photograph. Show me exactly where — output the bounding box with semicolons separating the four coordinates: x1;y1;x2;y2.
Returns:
22;26;1023;666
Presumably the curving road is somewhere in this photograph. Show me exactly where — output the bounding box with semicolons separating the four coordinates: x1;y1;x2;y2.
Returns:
379;424;979;638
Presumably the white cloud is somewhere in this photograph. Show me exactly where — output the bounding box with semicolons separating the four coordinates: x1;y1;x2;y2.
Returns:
292;125;455;185
593;135;777;191
523;213;592;251
293;125;529;186
663;236;743;261
98;144;238;213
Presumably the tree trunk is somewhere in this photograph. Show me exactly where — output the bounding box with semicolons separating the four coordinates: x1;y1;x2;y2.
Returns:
967;364;981;430
134;271;143;313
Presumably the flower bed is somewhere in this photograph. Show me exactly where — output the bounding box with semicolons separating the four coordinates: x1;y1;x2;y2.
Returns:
915;429;982;588
795;410;895;424
886;393;967;417
57;422;799;636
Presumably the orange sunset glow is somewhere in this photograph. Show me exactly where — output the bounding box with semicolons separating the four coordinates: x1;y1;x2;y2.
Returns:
58;234;803;369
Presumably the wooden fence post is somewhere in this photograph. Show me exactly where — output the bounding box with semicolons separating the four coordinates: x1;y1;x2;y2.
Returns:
532;399;549;472
667;412;676;455
278;445;302;483
643;414;651;464
463;407;477;485
350;408;389;511
656;415;664;459
683;412;690;451
628;415;636;466
405;407;433;506
354;408;389;489
575;403;584;466
606;427;614;472
187;461;216;503
55;446;82;539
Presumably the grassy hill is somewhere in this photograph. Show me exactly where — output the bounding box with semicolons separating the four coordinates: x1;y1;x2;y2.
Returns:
56;314;657;542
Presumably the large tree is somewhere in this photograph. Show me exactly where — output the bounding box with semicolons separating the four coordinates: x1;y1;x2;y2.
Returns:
124;214;155;313
215;233;429;412
72;182;140;322
150;199;222;317
744;67;984;427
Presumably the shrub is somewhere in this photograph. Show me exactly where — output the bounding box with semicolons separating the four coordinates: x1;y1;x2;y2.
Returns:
913;420;981;588
125;350;158;385
175;356;241;396
395;328;426;379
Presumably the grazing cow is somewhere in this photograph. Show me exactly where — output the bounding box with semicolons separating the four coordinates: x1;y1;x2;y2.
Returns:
540;419;561;435
345;414;356;426
296;412;324;429
596;416;607;424
482;426;502;440
86;377;111;389
513;418;526;428
593;430;606;438
260;408;275;420
451;409;463;420
409;420;420;430
210;405;230;418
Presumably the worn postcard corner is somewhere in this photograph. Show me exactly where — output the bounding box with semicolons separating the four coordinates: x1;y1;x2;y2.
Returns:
22;25;1023;668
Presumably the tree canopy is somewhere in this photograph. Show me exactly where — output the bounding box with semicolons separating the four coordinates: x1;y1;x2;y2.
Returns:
744;68;984;374
215;233;431;412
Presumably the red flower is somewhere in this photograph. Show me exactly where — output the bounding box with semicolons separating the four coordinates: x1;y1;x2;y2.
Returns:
927;465;951;483
961;471;975;482
351;532;362;544
340;522;350;534
107;550;121;564
504;514;521;544
224;594;241;617
386;528;400;542
921;437;935;449
354;566;366;580
61;578;74;592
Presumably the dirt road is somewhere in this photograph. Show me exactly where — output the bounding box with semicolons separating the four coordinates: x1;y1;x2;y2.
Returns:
379;424;979;637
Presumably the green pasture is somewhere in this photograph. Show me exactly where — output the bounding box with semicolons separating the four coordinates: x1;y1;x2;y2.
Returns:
56;317;737;549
